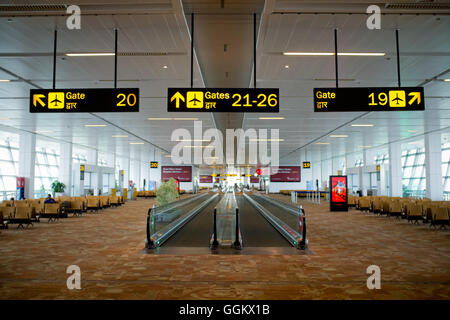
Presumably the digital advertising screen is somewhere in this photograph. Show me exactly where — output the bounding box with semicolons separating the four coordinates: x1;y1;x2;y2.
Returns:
329;175;348;211
250;176;260;184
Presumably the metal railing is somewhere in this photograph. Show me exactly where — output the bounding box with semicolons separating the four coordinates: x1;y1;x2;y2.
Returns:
145;192;218;249
210;190;242;250
244;193;307;250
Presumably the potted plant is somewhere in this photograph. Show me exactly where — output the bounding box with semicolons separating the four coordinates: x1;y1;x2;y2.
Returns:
51;180;66;197
156;178;178;206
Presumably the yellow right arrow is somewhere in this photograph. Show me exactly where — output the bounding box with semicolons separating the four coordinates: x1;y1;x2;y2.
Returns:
33;94;46;107
170;92;185;108
408;92;421;105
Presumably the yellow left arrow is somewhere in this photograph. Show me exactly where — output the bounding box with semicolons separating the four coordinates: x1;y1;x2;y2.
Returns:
33;94;46;107
408;92;421;105
170;92;185;108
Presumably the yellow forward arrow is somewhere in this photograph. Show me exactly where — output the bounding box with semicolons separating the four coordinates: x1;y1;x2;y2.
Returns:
170;92;185;108
33;94;46;107
408;92;421;105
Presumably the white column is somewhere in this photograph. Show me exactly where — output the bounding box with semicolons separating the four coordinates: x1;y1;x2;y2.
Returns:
58;142;72;196
389;141;403;197
18;132;36;199
87;148;97;165
312;150;321;190
425;132;443;200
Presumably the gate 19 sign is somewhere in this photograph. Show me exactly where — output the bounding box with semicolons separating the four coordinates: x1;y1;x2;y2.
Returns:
30;88;139;113
314;87;424;112
168;88;279;112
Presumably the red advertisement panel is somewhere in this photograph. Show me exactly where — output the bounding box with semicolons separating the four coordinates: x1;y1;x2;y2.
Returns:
161;166;192;182
199;175;213;183
270;166;301;182
250;176;259;183
331;176;347;203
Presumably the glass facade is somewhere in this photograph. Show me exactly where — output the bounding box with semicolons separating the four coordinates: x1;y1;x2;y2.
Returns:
401;148;426;197
34;143;60;197
0;132;19;200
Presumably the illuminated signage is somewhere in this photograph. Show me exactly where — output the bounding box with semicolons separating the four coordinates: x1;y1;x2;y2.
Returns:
330;176;348;212
270;166;301;182
80;165;85;172
161;166;192;182
30;88;139;113
199;175;213;183
150;161;159;168
314;87;424;112
168;88;279;112
303;162;311;169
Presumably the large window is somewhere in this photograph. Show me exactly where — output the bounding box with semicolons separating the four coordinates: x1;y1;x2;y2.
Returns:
34;142;60;196
442;143;450;199
402;148;426;197
375;153;389;165
0;132;19;200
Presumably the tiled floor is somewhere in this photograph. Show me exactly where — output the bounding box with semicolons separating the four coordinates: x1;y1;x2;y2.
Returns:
0;194;449;299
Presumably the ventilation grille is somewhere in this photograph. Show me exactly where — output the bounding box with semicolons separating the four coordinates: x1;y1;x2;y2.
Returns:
0;5;67;12
385;2;450;10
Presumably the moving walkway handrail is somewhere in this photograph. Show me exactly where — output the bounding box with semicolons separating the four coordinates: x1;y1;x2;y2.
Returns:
152;192;209;217
253;192;298;215
244;193;307;250
146;193;218;249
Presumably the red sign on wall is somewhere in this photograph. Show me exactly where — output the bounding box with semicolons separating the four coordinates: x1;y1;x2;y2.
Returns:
270;166;301;182
161;166;192;182
199;175;213;183
250;176;259;184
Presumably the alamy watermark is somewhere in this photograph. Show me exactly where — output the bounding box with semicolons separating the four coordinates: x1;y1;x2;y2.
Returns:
366;265;381;289
66;5;81;30
366;5;381;30
66;265;81;290
170;121;280;171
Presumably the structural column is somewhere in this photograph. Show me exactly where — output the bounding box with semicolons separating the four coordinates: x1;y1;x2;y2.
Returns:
425;132;443;200
18;132;36;199
388;141;402;197
58;142;73;196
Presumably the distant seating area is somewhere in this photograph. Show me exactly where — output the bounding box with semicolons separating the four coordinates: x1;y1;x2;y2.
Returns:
137;190;156;198
0;194;126;229
280;190;327;198
351;195;450;230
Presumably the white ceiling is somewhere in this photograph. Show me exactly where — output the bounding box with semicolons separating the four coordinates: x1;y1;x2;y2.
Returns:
0;0;449;171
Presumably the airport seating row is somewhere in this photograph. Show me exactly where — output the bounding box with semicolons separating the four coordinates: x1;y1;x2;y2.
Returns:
136;190;156;198
0;195;125;229
350;195;450;230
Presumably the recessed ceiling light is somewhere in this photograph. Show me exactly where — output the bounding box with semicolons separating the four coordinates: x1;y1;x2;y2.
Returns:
112;135;128;138
173;118;198;121
164;154;172;157
284;65;289;69
329;135;348;138
408;130;418;133
315;142;330;145
360;145;372;148
351;124;374;127
443;79;450;82
258;117;285;120
283;52;385;56
0;117;10;120
129;142;144;145
163;65;168;69
0;80;11;82
84;124;107;127
34;130;53;134
66;53;115;56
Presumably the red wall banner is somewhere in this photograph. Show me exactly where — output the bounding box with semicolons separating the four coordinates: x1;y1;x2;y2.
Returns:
270;166;301;182
199;175;213;183
161;166;192;182
250;176;259;183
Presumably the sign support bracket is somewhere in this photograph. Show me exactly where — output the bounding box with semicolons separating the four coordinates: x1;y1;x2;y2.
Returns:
334;28;339;88
190;13;194;88
114;29;118;89
396;29;401;87
254;13;257;89
52;30;57;89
